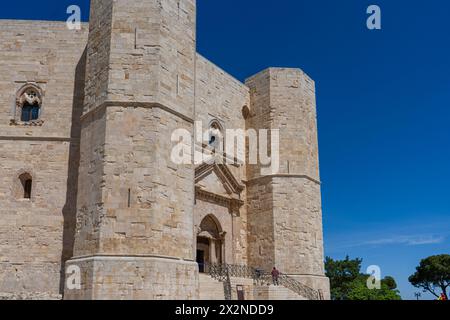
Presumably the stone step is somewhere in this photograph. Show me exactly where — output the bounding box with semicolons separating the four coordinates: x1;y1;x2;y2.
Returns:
254;285;307;300
198;274;225;300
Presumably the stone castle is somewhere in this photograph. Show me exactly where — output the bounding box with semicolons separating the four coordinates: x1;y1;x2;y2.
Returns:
0;0;330;300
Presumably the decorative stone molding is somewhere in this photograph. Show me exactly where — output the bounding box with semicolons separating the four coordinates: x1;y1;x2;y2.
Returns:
195;186;244;215
195;143;244;167
195;162;245;216
195;163;245;195
10;83;44;126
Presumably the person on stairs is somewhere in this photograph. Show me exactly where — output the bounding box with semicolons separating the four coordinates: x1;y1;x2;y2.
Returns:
272;267;280;286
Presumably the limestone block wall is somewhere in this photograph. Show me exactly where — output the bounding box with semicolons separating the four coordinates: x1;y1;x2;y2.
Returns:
75;0;199;251
245;68;326;281
0;6;330;300
0;141;71;299
0;20;87;298
69;0;200;300
244;69;282;269
245;68;320;180
194;54;249;183
73;107;197;259
98;106;195;259
65;256;198;300
245;178;275;269
83;1;113;114
85;0;196;118
195;54;249;136
272;177;325;276
194;54;250;265
0;20;88;137
72;108;107;257
268;68;320;180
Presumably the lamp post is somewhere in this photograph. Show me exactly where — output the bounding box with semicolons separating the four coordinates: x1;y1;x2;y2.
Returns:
414;292;421;301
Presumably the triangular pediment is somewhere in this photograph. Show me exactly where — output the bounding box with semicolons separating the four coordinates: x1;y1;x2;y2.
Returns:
195;163;245;214
197;169;229;196
195;163;244;197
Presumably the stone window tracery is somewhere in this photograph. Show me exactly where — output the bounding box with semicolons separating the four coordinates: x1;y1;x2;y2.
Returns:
11;84;44;126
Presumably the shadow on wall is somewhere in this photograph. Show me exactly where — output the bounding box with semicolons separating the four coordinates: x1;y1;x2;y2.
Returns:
59;47;87;296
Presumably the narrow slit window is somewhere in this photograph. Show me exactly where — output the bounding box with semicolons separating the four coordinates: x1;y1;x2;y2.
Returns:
24;179;32;199
19;173;33;200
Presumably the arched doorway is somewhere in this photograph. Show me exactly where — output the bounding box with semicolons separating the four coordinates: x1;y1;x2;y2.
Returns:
196;215;224;273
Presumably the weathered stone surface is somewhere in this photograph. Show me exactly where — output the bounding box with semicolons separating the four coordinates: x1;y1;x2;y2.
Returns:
64;257;198;300
0;1;329;300
245;68;329;295
0;20;87;299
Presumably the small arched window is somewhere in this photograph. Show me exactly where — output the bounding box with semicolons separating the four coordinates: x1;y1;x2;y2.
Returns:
242;105;250;120
209;134;217;146
19;173;33;199
208;121;224;150
14;84;43;125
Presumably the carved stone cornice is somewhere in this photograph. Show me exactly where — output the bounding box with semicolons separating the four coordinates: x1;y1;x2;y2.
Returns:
195;186;244;214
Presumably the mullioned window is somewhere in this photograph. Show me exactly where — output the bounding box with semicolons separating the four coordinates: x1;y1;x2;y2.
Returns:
11;83;44;126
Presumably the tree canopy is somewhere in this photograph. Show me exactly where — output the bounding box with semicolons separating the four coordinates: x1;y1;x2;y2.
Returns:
409;254;450;300
346;275;401;300
325;256;402;300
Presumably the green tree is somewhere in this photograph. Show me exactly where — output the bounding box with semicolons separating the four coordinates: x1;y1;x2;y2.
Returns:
325;256;362;300
409;254;450;300
383;276;398;290
325;256;402;300
347;275;401;300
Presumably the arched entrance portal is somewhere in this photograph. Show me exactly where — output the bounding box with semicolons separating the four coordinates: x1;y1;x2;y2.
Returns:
196;215;225;273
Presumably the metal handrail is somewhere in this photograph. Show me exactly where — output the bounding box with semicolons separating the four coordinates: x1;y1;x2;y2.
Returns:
203;263;321;301
258;272;320;300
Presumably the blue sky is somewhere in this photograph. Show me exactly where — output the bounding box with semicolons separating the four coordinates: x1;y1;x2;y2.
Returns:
2;0;449;300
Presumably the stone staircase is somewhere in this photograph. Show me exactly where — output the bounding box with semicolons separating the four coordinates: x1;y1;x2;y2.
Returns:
203;263;321;301
199;273;308;300
199;273;225;300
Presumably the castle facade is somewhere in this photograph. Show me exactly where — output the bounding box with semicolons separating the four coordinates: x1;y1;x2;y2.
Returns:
0;0;329;300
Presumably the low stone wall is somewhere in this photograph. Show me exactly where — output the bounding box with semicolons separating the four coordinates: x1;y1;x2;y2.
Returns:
229;277;255;300
64;256;199;300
